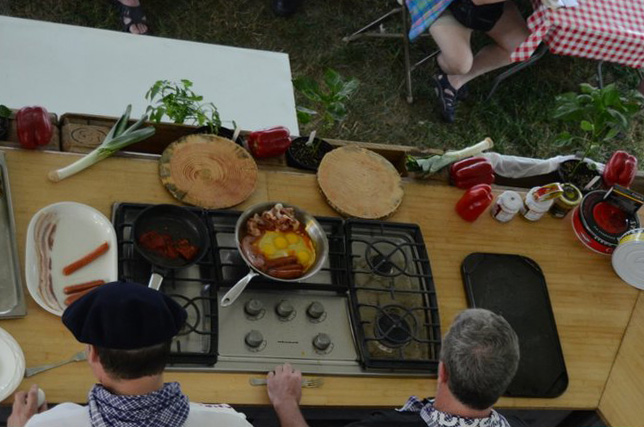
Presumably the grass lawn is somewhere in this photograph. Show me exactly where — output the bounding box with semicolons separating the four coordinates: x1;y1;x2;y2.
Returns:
2;0;643;163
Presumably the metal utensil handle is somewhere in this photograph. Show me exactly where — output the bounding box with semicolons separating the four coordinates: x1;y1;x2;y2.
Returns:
220;271;258;307
249;378;322;387
25;359;73;378
148;272;164;291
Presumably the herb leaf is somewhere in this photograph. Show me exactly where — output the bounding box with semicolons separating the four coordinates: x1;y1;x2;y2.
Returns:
145;79;221;133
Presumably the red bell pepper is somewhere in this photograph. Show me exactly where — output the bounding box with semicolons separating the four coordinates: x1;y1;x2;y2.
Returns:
16;106;53;150
246;126;291;158
449;157;495;189
455;184;494;222
603;150;638;189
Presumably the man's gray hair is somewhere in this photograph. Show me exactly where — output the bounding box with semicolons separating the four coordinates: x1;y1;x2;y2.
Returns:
440;308;520;410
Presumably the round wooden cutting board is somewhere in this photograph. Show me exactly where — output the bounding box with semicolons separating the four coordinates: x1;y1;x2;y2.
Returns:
317;145;404;219
159;134;258;209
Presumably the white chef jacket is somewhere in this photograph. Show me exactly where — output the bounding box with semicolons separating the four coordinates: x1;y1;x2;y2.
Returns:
26;402;252;427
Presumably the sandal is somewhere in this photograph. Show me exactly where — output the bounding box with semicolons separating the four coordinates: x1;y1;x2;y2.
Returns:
433;72;459;123
111;0;150;35
457;84;470;101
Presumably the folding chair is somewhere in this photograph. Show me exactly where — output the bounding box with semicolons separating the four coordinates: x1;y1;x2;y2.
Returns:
343;0;438;103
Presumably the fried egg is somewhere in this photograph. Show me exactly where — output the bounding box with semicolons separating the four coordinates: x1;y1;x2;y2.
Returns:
256;230;315;269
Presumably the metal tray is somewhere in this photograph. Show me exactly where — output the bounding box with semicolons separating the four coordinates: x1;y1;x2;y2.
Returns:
0;151;26;318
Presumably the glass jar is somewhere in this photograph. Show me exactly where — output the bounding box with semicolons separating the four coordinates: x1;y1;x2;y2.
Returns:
549;183;582;218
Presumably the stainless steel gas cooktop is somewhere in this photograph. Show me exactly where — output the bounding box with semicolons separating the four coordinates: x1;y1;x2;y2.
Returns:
112;202;441;377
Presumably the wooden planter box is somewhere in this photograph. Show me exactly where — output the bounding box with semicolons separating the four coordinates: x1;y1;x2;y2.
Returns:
0;109;60;150
58;112;644;193
59;113;440;177
60;113;197;155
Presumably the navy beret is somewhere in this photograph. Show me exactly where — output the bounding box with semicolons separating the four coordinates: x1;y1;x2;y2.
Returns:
62;281;187;350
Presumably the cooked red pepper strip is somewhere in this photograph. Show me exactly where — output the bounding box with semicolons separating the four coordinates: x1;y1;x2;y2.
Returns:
449;157;495;189
16;106;53;150
603;150;638;189
247;126;291;158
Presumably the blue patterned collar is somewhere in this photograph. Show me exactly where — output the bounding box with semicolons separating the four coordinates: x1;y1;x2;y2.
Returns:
88;382;189;427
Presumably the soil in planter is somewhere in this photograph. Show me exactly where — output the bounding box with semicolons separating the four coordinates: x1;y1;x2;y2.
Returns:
286;137;334;171
0;117;8;141
193;125;244;146
558;159;601;192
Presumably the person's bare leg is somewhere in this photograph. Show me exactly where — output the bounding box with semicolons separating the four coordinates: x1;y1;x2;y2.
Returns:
429;17;473;121
117;0;148;35
448;2;529;89
430;14;473;77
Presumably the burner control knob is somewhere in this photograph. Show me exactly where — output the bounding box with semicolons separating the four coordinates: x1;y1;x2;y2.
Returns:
313;333;331;351
244;299;264;317
276;301;294;319
306;302;325;320
245;330;264;349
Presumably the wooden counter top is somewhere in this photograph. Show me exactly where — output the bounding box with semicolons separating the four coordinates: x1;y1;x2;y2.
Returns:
0;147;639;412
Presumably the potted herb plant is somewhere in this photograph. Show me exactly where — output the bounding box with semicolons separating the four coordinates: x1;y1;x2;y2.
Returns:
145;79;242;144
287;69;359;171
552;83;644;191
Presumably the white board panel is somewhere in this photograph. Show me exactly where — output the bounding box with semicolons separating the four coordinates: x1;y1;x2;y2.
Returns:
0;16;299;134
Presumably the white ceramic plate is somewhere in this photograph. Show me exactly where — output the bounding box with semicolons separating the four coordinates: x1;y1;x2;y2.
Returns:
0;326;25;402
25;202;118;316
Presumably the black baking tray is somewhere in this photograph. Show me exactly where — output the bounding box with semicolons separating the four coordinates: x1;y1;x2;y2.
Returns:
461;253;568;398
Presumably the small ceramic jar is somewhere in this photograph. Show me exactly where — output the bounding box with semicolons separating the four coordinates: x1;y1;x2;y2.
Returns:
522;186;555;221
491;190;522;223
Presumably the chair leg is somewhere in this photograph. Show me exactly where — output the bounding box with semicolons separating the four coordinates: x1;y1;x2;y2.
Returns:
401;4;413;103
597;61;604;89
343;8;402;42
412;50;440;72
342;2;437;104
486;43;549;101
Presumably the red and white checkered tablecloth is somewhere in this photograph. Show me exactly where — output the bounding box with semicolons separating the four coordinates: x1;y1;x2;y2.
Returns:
511;0;644;68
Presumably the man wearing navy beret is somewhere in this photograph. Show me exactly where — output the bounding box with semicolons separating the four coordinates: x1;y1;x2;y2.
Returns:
8;281;252;427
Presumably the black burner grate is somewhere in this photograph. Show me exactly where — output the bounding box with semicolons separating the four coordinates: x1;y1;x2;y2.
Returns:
346;219;441;373
112;202;347;366
113;203;219;365
112;203;440;372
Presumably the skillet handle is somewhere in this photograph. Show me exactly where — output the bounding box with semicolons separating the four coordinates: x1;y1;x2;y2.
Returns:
148;272;164;291
220;271;259;307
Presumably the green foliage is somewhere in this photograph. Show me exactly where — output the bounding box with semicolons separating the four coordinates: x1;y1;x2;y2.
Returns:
145;79;221;133
294;69;359;133
553;83;644;161
7;2;644;162
0;105;11;119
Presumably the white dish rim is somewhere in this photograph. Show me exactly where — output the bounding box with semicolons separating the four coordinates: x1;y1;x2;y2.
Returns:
25;201;118;316
0;326;25;402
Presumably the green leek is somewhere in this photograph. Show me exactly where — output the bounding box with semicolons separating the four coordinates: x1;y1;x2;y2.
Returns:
407;137;494;177
48;105;155;182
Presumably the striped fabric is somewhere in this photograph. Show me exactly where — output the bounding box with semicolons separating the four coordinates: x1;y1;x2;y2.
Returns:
406;0;455;40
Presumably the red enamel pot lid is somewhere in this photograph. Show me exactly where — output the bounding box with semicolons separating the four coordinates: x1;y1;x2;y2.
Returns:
578;191;640;246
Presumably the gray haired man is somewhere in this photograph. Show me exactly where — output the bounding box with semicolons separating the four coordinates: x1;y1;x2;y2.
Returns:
267;308;520;427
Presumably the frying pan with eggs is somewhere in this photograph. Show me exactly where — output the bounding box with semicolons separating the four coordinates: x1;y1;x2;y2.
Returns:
220;202;329;307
